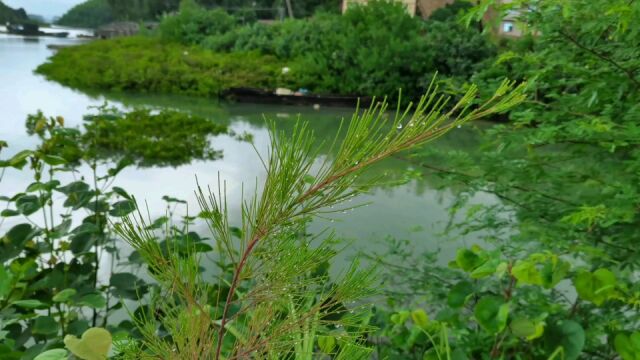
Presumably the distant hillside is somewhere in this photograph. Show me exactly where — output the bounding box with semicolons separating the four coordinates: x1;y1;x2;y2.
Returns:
57;0;114;28
0;0;29;23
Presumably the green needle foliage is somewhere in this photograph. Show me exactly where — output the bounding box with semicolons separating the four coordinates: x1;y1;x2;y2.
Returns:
113;80;525;359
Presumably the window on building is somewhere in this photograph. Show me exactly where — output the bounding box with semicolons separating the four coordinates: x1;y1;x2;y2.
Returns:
503;22;514;33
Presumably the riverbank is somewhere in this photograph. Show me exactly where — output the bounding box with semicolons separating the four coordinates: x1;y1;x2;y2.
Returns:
35;1;495;105
36;36;302;98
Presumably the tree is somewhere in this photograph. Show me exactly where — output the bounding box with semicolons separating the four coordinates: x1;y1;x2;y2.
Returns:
56;0;114;28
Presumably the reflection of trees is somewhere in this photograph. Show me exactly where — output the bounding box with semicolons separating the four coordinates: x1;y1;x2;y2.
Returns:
90;89;487;199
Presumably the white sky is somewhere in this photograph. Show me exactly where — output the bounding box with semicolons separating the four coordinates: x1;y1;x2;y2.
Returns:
4;0;85;19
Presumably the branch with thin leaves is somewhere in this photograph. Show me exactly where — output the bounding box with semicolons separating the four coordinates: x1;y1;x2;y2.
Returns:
115;78;526;359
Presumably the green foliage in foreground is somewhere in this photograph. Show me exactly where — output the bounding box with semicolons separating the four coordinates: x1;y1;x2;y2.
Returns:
36;36;294;98
56;0;114;29
373;0;640;358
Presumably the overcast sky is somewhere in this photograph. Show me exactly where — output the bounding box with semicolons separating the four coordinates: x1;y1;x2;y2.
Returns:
5;0;85;19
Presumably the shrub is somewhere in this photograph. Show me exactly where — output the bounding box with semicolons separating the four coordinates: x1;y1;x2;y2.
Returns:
36;36;293;97
159;0;238;45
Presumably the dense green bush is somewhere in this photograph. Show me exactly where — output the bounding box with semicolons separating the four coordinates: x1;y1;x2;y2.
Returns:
43;1;496;101
159;0;237;44
422;20;496;78
385;0;640;358
427;0;472;22
56;0;114;28
197;1;495;98
36;36;293;97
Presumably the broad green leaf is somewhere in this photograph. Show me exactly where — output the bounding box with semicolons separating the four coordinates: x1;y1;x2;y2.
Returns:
540;257;571;289
57;181;90;195
511;318;544;341
544;320;585;360
455;248;483;272
614;332;640;360
64;327;112;360
42;155;67;166
32;316;59;335
470;258;500;279
474;296;509;334
16;194;42;216
0;209;19;217
574;268;617;305
390;311;410;325
12;299;48;309
34;349;68;360
512;260;543;286
5;223;34;246
8;150;33;168
110;272;139;290
108;200;136;217
77;293;106;309
411;309;429;329
112;187;131;200
53;288;77;303
448;281;473;308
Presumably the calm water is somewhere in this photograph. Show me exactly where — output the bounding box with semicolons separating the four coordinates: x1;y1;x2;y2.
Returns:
0;32;499;269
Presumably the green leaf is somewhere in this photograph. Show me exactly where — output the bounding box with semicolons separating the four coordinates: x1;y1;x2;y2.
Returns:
511;318;544;341
53;288;77;303
0;266;13;300
470;258;500;279
57;181;90;195
8;150;33;168
411;309;429;329
0;209;19;217
390;311;410;325
540;257;571;289
11;299;48;309
112;187;131;200
544;320;585;360
77;293;106;309
63;190;95;210
5;223;34;245
455;248;483;272
34;349;68;360
42;155;67;166
573;268;617;306
32;316;59;336
614;332;640;360
16;194;42;216
64;327;112;360
474;296;509;334
109;200;136;217
512;260;543;286
110;272;139;290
